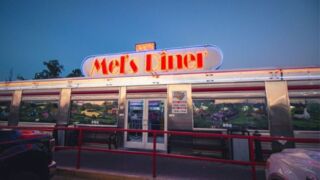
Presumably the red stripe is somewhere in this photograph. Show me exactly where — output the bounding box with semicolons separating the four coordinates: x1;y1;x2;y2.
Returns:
127;89;167;93
288;85;320;90
0;93;12;97
71;90;119;95
192;86;265;92
23;92;60;96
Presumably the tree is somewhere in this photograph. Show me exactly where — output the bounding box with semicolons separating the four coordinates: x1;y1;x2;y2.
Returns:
16;75;26;80
5;68;13;82
67;68;83;77
34;60;64;79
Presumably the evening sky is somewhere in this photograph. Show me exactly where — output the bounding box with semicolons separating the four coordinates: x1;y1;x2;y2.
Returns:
0;0;319;80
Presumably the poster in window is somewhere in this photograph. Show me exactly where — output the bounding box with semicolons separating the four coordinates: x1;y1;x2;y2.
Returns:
172;91;187;114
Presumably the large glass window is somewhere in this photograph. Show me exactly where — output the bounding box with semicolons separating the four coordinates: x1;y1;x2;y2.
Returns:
193;99;268;130
0;101;11;121
70;100;118;125
290;98;320;131
20;101;58;123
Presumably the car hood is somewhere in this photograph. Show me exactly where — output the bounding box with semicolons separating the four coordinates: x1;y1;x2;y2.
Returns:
269;148;320;179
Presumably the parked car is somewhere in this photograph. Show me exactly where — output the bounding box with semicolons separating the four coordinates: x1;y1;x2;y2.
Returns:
266;148;320;180
0;128;56;180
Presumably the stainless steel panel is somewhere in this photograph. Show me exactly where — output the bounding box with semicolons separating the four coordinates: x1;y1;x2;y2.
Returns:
22;89;60;93
118;86;126;128
192;82;266;88
126;85;167;99
57;88;71;125
294;131;320;149
0;67;319;90
265;81;294;151
126;85;167;90
8;90;22;126
288;90;320;98
0;96;12;101
71;87;119;92
287;80;320;86
71;87;119;100
21;89;60;101
0;91;13;101
282;68;320;81
167;84;192;130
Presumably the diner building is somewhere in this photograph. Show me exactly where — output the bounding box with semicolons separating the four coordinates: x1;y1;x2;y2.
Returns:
0;44;319;154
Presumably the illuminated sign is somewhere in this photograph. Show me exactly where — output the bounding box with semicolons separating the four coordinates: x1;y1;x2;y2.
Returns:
81;45;223;78
135;42;156;52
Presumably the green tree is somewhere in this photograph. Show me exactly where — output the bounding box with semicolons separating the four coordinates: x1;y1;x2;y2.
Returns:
67;68;83;77
34;60;64;79
16;74;26;80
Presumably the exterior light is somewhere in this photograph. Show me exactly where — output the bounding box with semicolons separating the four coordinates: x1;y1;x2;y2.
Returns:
135;42;156;52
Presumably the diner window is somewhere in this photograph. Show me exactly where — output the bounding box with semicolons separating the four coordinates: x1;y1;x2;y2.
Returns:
70;100;118;125
193;99;268;130
290;98;320;131
20;101;58;123
0;101;11;121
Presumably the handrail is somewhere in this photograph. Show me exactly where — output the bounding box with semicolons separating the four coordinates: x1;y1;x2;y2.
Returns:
1;125;319;180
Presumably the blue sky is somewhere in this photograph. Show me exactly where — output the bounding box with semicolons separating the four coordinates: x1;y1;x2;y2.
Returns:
0;0;319;80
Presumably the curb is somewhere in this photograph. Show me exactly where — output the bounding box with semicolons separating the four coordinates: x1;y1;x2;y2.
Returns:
56;167;151;180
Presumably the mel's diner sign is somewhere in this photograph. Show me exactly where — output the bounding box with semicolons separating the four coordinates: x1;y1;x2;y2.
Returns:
81;45;223;78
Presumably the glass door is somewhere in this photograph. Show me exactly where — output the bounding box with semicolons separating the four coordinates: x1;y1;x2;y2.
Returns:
125;100;144;148
145;100;166;150
125;99;167;151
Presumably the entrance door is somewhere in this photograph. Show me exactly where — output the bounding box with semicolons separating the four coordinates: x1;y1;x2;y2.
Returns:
125;99;167;151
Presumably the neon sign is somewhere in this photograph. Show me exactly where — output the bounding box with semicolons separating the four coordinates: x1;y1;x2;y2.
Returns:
81;45;223;78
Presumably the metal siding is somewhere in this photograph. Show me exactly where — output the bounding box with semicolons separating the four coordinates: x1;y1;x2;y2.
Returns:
118;87;126;128
167;84;192;130
8;90;22;126
265;81;294;151
57;88;71;125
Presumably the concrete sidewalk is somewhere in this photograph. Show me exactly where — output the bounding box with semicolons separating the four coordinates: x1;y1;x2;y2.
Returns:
53;149;266;180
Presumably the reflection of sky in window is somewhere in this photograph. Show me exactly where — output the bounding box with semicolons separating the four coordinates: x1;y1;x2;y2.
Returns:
215;99;264;104
0;105;8;110
129;101;143;110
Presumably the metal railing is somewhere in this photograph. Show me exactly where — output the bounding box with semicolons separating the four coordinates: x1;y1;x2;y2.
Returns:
1;125;319;180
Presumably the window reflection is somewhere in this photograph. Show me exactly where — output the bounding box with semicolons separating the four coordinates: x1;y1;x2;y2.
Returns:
127;100;143;142
290;98;320;131
0;101;10;121
20;101;58;123
193;99;268;130
70;100;118;125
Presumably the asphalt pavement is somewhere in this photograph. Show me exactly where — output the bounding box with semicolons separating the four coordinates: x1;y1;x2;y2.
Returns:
53;149;266;180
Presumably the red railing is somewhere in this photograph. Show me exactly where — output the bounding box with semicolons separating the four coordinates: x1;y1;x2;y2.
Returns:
1;125;319;180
